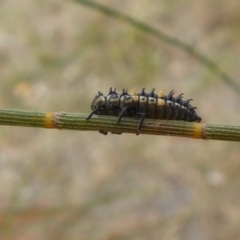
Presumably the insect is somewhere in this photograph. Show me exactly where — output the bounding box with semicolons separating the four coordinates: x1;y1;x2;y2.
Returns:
86;87;202;135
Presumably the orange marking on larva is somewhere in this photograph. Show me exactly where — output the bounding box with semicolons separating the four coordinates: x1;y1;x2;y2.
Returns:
131;88;137;95
193;122;202;138
157;98;165;106
132;95;139;102
44;112;54;128
158;89;165;98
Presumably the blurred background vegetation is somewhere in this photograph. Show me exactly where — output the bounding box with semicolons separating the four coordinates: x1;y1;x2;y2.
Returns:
0;0;240;239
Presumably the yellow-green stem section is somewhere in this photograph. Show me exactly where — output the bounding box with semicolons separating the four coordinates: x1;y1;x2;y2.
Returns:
0;109;240;141
44;112;54;128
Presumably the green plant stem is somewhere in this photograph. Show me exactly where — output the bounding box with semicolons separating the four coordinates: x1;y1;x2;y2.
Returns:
74;0;240;95
0;109;240;141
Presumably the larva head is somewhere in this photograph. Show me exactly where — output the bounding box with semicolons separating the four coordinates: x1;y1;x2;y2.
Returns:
91;91;106;113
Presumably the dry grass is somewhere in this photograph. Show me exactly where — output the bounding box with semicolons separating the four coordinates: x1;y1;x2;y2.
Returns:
0;0;240;239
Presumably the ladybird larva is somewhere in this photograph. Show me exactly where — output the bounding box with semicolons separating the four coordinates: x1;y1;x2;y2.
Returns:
86;88;201;135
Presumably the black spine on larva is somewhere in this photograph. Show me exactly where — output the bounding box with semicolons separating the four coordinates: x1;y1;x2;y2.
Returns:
86;88;202;133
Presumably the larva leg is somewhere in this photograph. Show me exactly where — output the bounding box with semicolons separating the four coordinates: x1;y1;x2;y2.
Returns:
117;107;129;124
86;107;100;120
136;112;146;131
